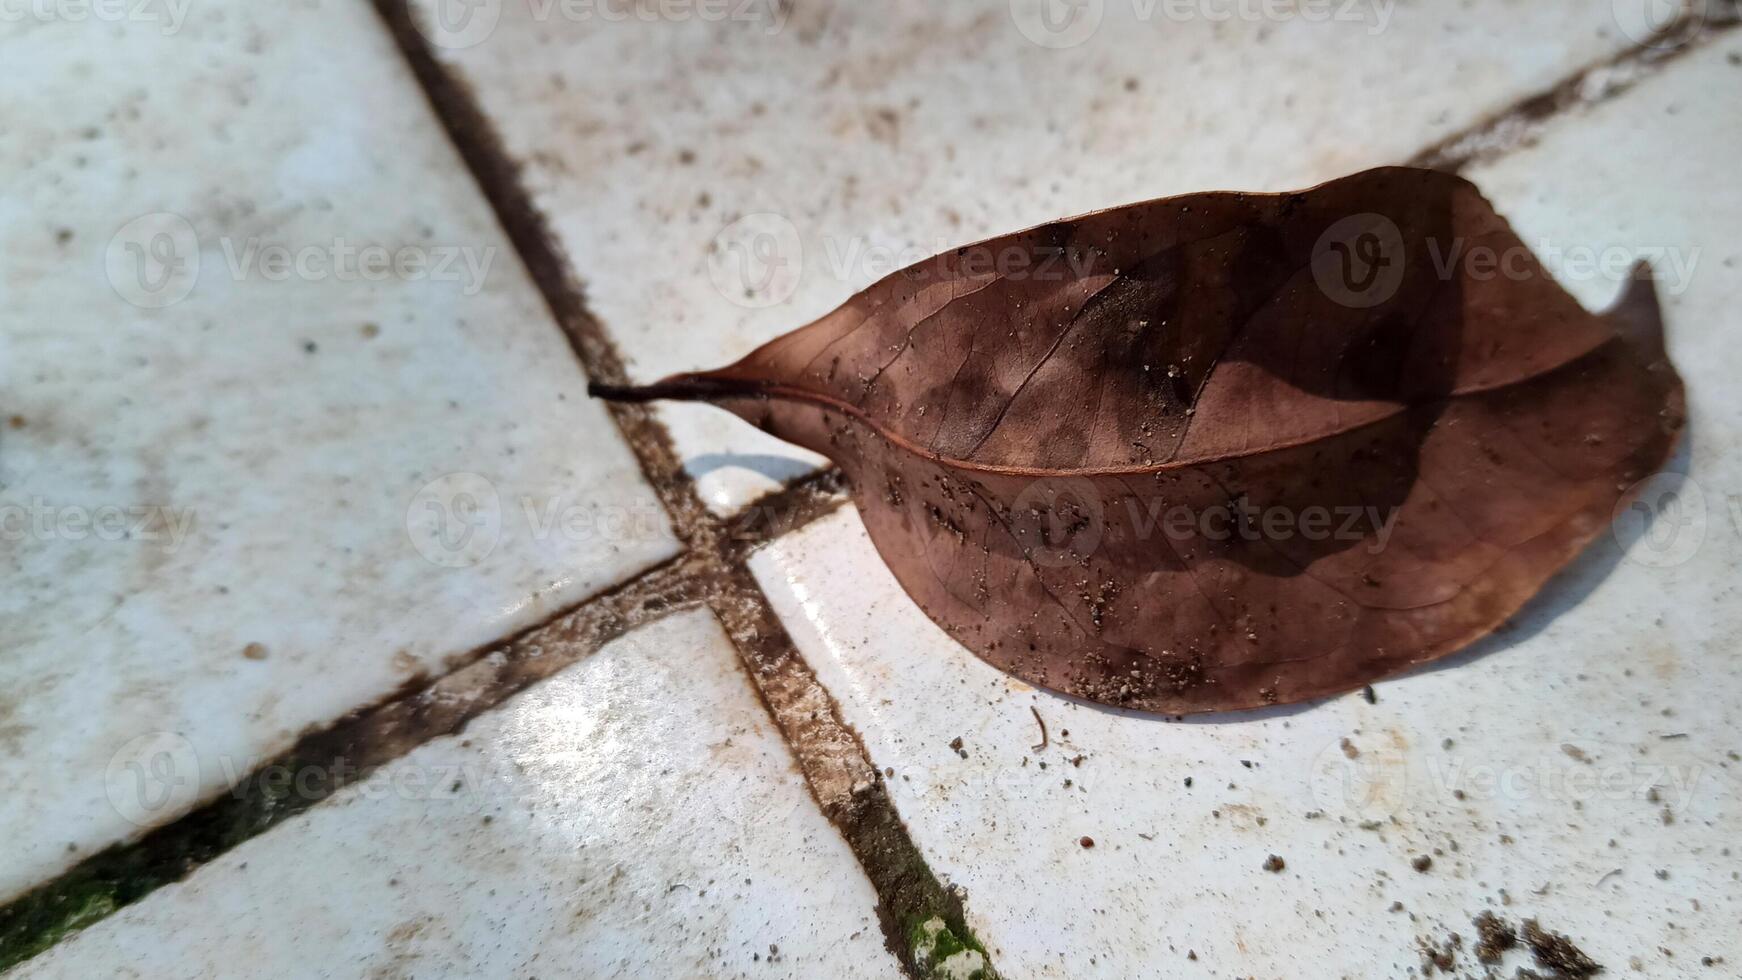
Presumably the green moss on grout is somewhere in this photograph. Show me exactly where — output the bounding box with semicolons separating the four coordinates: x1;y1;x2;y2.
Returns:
0;750;345;971
906;913;991;980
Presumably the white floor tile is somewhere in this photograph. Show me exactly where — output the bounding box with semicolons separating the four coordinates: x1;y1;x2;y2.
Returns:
10;610;899;980
749;41;1742;968
0;2;677;899
756;502;1739;975
412;0;1642;513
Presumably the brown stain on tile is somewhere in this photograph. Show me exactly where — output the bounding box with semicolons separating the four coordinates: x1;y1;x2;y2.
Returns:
365;914;445;980
384;917;427;946
1217;803;1267;832
1647;642;1680;680
0;674;61;760
0;725;36;756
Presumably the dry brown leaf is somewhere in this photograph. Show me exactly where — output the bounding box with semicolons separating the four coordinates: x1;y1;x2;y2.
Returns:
595;167;1684;713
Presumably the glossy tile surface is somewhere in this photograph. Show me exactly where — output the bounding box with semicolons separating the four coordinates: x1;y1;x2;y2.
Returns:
0;1;676;900
411;0;1641;513
749;39;1742;968
10;611;899;980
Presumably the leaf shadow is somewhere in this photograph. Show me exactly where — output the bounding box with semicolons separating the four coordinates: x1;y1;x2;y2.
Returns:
1033;686;1325;726
685;451;817;487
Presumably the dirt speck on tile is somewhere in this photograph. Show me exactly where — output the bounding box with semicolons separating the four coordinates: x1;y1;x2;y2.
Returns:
1417;933;1460;974
1522;918;1602;978
1473;911;1516;963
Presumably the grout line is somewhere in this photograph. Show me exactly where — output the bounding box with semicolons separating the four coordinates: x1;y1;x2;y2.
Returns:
0;470;853;972
0;3;860;956
366;2;990;975
722;467;849;562
701;559;994;976
0;558;699;972
1409;3;1738;173
363;1;712;548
